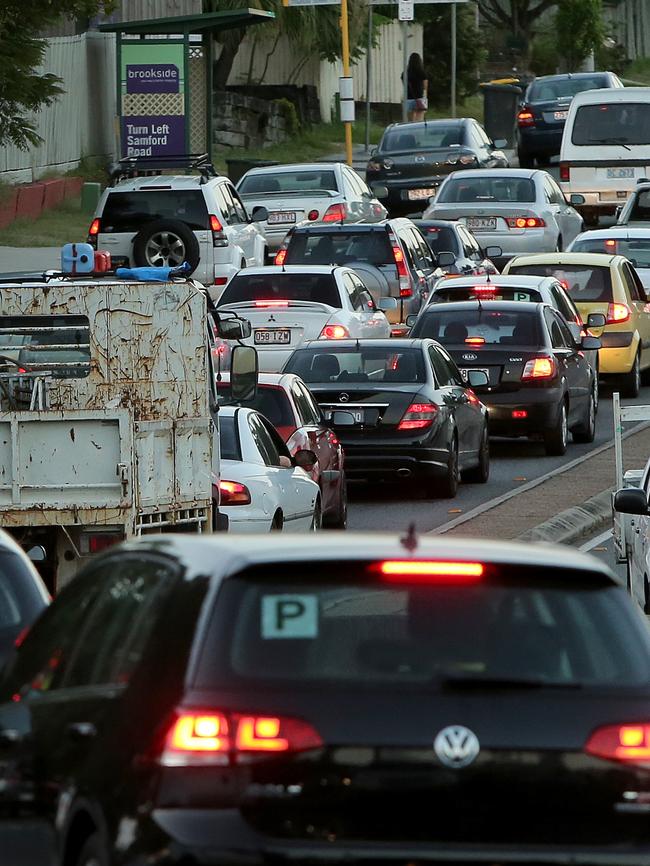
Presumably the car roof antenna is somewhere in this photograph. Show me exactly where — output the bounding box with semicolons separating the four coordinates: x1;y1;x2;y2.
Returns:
400;523;418;554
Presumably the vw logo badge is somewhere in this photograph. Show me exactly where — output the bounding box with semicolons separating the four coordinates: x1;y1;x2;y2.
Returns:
461;352;478;361
434;725;480;769
415;155;426;162
339;393;350;403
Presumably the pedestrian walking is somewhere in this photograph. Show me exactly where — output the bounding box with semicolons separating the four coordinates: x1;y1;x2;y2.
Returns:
406;53;428;122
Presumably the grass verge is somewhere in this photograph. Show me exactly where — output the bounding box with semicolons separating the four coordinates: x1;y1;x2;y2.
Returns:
0;198;89;247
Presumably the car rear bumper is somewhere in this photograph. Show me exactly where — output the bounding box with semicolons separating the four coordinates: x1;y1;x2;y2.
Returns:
598;334;637;375
558;187;626;213
482;390;561;436
341;442;449;480
466;228;552;256
253;347;298;373
518;127;563;155
373;177;448;211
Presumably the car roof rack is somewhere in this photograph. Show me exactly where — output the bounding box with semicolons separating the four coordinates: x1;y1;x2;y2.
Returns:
109;153;219;186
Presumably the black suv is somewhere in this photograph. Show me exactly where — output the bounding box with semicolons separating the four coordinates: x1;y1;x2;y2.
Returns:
1;534;650;866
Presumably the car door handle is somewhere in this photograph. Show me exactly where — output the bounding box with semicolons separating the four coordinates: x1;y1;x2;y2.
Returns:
67;722;97;741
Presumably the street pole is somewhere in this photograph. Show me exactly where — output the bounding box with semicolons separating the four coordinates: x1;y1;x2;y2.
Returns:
341;0;354;165
365;0;372;152
402;19;408;122
450;0;457;117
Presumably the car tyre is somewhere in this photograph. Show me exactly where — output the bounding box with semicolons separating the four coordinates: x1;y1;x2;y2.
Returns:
436;436;459;498
133;218;201;273
543;400;568;456
325;475;348;529
621;350;641;399
517;149;535;169
461;425;489;483
310;498;322;531
572;379;596;443
75;833;110;866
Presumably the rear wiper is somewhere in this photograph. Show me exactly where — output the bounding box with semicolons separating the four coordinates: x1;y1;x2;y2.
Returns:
440;675;583;690
589;137;632;151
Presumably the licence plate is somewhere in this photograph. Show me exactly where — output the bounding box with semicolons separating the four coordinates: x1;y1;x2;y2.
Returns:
460;367;490;383
408;188;436;200
606;168;635;179
268;211;297;224
254;328;291;345
327;409;364;424
466;217;497;231
554;110;568;120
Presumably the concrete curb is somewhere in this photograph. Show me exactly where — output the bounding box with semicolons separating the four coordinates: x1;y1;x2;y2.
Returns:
517;488;614;546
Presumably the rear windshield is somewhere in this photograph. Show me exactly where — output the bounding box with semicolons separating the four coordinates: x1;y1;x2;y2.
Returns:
571;103;650;147
571;237;650;268
285;230;392;267
508;264;613;302
285;347;426;383
528;76;608;102
0;315;90;379
239;170;338;195
219;414;241;461
101;190;209;232
412;308;541;346
380;124;462;153
436;176;535;204
421;225;460;256
217;384;294;430
194;576;650;688
219;273;340;307
432;285;542;303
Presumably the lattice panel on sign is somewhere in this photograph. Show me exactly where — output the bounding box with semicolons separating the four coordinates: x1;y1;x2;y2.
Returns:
189;46;207;153
122;93;184;116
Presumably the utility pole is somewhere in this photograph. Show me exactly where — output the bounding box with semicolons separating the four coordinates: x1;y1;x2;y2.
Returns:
340;0;354;165
451;0;457;117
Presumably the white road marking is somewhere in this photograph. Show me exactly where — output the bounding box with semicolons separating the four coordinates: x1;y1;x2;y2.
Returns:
579;528;612;552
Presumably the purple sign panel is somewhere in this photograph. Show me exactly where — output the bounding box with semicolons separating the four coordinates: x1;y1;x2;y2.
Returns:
126;63;180;94
121;116;186;158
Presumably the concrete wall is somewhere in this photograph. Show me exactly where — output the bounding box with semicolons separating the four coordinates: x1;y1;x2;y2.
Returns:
213;90;290;150
605;0;650;61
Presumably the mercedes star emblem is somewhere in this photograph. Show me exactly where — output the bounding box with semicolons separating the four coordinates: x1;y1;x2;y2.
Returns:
434;725;480;769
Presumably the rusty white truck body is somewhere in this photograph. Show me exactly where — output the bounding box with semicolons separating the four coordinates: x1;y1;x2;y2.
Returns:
0;276;214;589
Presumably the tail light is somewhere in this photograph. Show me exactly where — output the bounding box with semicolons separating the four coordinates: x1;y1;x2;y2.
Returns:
319;324;349;339
307;209;319;221
506;217;546;229
465;336;485;345
392;243;412;297
79;531;123;555
521;356;556;380
214;277;228;287
219;480;251;505
255;300;289;307
210;214;228;248
375;560;484;582
560;162;570;182
397;402;438;430
161;710;323;766
323;203;347;223
512;409;528;419
586;724;650;767
275;248;288;266
606;302;630;324
87;217;101;248
372;203;385;217
14;626;30;649
517;109;535;128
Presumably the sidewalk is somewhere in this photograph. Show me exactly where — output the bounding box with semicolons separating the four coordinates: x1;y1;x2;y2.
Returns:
0;246;60;275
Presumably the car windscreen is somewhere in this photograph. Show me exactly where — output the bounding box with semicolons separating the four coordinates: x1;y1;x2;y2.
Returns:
432;285;542;303
0;315;90;379
528;76;607;102
217;384;295;430
219;414;242;461
239;170;338;195
507;264;613;302
421;225;460;256
285;347;426;383
194;574;650;688
285;231;393;267
571;102;650;147
436;176;536;204
101;190;209;232
218;273;340;307
380;124;463;152
412;308;541;346
571;238;650;268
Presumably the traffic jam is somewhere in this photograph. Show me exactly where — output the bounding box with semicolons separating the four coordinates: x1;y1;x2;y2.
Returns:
6;76;650;866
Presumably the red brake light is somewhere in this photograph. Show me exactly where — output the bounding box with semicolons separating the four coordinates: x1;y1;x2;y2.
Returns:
210;214;223;232
606;302;630;324
465;336;485;345
376;560;484;581
169;713;230;753
275;248;288;266
517;109;535;128
307;209;319;221
392;243;412;296
88;218;101;236
506;217;546;229
322;203;347;222
521;356;556;380
586;724;650;766
14;626;30;649
472;285;496;294
219;480;251;505
397;402;438;430
210;214;228;247
319;324;349;339
512;409;528;419
605;239;617;248
214;277;228;287
85;533;122;554
560;162;570;182
254;299;289;307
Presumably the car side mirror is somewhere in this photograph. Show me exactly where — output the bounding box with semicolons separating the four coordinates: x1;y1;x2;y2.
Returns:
331;410;357;426
230;345;258;402
569;194;586;206
250;206;268;222
377;297;398;311
484;245;502;258
405;314;417;328
614;487;648;516
437;251;456;267
216;315;252;340
294;448;318;470
581;335;601;350
492;139;507;149
586;312;606;329
467;369;488;388
371;184;388;199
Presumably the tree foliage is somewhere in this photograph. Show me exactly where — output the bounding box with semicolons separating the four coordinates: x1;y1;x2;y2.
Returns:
555;0;604;71
0;1;106;149
420;4;486;107
478;0;559;62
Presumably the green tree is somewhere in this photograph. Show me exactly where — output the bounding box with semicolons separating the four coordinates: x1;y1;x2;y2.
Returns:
0;1;106;149
478;0;559;66
555;0;604;71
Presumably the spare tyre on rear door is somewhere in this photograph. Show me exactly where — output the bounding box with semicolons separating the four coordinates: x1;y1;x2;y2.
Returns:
132;218;201;273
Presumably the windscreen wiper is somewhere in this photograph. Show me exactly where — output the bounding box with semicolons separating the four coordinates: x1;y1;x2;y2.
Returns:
589;137;632;151
440;675;583;690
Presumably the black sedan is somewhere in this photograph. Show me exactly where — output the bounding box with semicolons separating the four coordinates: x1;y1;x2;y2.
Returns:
282;338;488;497
366;118;508;216
418;219;501;276
410;300;600;455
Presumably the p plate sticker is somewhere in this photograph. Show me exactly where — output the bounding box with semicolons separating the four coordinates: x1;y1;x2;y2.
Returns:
262;594;319;639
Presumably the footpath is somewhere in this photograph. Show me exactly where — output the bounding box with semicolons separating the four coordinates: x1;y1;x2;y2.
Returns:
438;425;650;545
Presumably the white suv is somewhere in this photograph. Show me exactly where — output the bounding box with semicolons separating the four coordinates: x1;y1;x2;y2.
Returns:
88;166;268;290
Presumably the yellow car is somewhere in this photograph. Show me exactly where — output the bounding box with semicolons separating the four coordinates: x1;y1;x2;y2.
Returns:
503;252;650;397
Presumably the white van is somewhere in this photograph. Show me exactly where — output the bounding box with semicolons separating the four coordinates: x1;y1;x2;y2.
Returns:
559;87;650;225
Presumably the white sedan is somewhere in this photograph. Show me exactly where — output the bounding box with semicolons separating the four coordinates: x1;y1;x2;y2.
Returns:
567;227;650;290
423;168;584;256
216;265;394;372
216;405;321;532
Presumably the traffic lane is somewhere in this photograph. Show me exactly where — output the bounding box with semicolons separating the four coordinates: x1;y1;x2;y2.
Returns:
347;382;650;533
0;820;55;866
580;530;627;584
